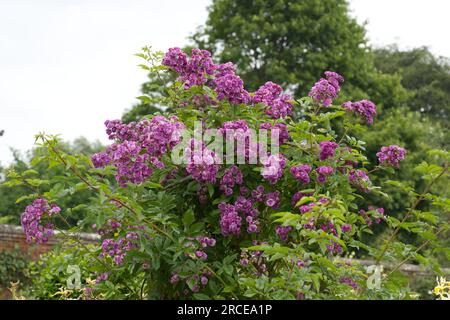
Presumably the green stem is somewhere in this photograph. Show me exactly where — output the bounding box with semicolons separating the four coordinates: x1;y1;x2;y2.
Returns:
376;164;448;264
203;265;239;300
42;136;174;242
385;222;448;278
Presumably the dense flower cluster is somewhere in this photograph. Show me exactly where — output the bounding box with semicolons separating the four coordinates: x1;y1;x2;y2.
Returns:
359;206;386;225
251;185;266;203
319;141;339;160
99;232;139;265
290;164;312;184
161;47;188;74
218;194;263;236
309;71;344;106
253;81;293;119
348;169;372;193
92;116;185;186
21;198;60;244
103;116;185;156
316;166;334;183
275;226;293;241
163;48;214;88
215;73;251;105
235;196;260;233
219;120;251;141
218;203;242;236
376;145;407;168
91;152;111;168
219;120;258;162
260;122;290;145
219;165;244;196
107;141;152;187
162;47;250;104
342;99;377;124
185;139;220;184
261;154;286;184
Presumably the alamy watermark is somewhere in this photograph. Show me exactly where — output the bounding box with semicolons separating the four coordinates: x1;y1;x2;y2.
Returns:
66;265;81;289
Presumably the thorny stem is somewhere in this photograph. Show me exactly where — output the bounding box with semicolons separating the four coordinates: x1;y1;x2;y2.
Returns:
385;222;449;279
203;265;239;300
376;163;448;264
42;135;174;242
337;126;349;145
308;105;322;152
55;226;108;269
367;166;381;174
42;135;239;298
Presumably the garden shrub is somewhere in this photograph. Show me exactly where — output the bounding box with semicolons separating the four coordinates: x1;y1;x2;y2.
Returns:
6;46;449;300
0;247;31;295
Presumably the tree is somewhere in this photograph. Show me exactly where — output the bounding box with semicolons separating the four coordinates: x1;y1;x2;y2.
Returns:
126;0;411;122
192;0;373;96
374;46;450;121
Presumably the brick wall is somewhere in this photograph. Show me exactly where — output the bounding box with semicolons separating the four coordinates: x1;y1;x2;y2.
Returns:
0;224;100;259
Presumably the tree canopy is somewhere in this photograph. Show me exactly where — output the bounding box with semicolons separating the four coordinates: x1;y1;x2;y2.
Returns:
193;0;373;97
374;46;450;121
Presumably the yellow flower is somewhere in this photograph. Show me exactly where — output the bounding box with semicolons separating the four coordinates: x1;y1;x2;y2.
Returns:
433;277;450;300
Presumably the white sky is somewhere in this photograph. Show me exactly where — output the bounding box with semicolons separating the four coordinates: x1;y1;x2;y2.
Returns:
1;0;449;165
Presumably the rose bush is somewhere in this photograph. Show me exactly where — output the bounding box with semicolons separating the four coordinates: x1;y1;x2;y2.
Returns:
8;46;449;300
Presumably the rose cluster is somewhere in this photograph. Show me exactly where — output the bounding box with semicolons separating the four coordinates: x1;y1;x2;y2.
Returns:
309;71;344;107
162;47;250;104
319;141;339;160
290;164;312;184
185;139;221;184
21;198;60;244
348;169;372;193
219;165;244;196
253;81;293;119
92;115;185;186
261;153;286;184
342;99;377;125
377;145;407;168
260;122;290;145
99;232;140;265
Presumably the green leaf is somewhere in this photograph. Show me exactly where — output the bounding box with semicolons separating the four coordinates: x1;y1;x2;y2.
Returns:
295;196;316;207
207;183;215;198
193;293;210;300
182;208;195;229
15;194;38;204
136;95;152;104
22;169;39;176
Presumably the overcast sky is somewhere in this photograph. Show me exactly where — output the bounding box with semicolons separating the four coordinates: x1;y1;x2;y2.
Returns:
1;0;449;165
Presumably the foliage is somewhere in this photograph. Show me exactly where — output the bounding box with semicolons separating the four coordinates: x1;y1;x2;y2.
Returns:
374;46;450;121
193;0;371;97
0;137;103;227
27;244;98;300
125;1;407;123
9;47;449;300
0;247;31;289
